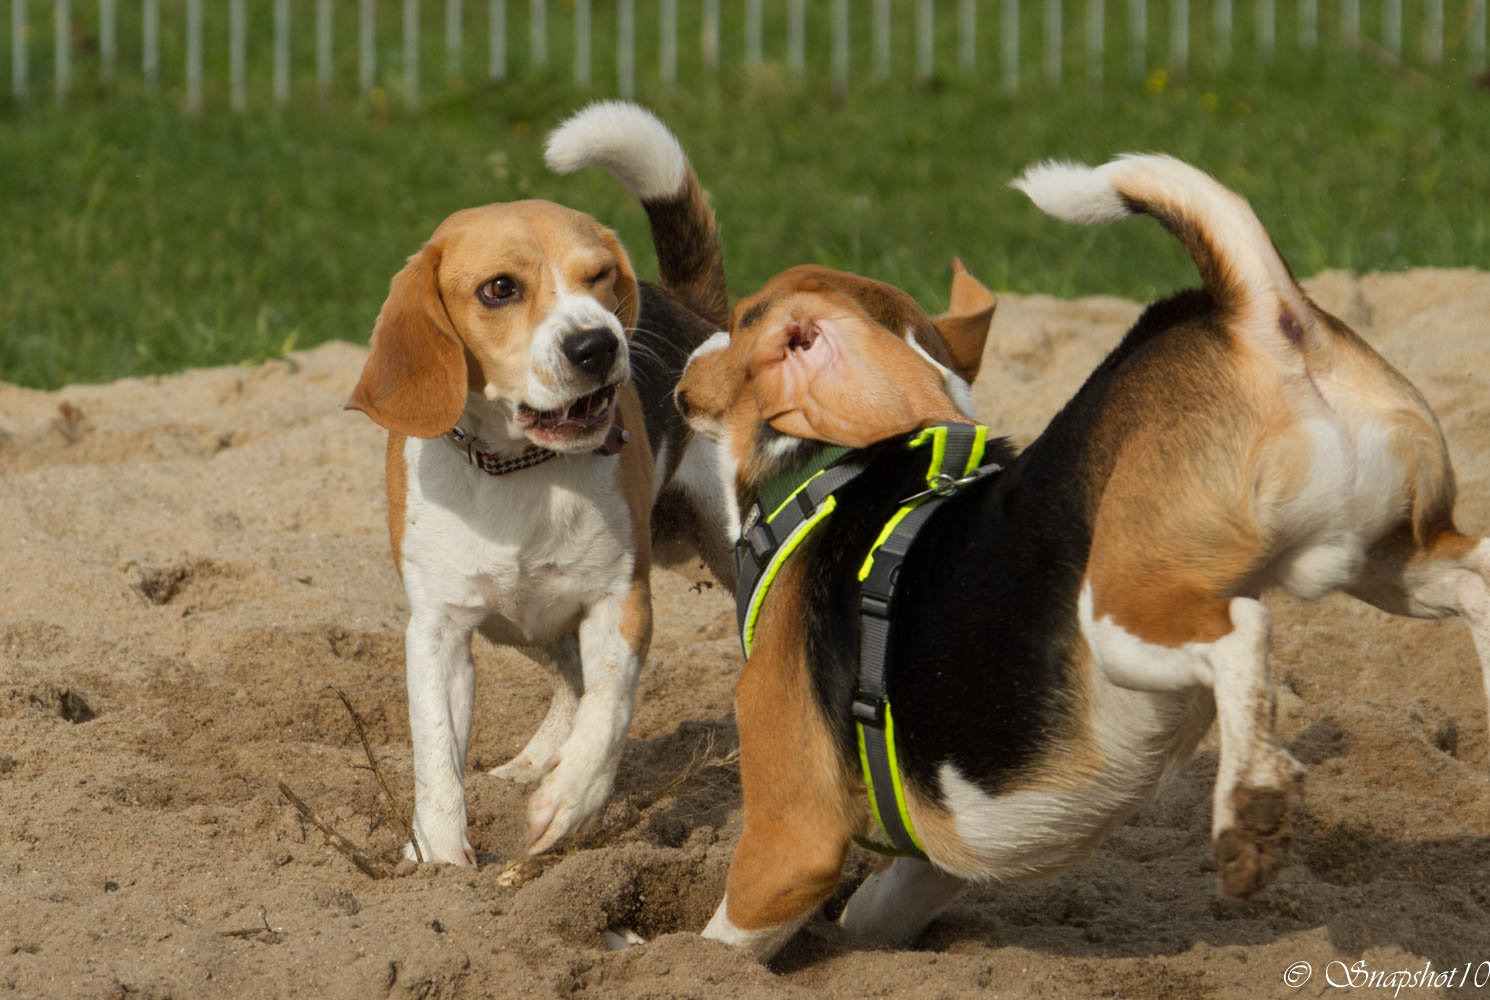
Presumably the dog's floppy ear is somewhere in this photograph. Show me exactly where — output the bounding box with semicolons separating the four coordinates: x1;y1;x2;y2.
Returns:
930;258;997;384
596;227;641;335
347;244;469;438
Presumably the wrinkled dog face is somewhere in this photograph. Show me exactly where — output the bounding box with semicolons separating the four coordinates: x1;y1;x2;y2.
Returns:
674;263;996;488
349;200;640;451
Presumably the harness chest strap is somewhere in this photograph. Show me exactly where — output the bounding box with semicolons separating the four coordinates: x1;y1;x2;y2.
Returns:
732;424;1000;861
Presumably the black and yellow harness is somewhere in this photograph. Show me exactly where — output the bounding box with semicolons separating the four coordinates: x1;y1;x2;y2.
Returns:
734;423;1001;859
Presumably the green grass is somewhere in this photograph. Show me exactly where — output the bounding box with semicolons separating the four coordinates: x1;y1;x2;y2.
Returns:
3;9;1488;388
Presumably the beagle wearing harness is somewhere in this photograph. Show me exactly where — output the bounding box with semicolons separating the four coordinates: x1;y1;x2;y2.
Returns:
674;155;1490;960
347;102;735;865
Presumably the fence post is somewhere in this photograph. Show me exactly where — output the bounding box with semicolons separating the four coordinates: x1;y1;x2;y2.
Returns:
618;0;634;96
404;0;419;108
1473;0;1487;71
702;0;719;71
489;0;504;80
873;0;890;79
318;0;333;100
1258;0;1274;59
789;0;805;76
960;0;975;70
530;0;546;71
1087;0;1104;86
55;0;69;104
661;0;677;88
745;0;762;66
100;0;116;80
446;0;462;81
1002;0;1019;93
574;0;590;85
1423;0;1442;64
1214;0;1231;63
917;0;934;82
1043;0;1059;83
275;0;291;105
143;0;159;92
231;0;246;108
186;0;201;111
1170;0;1188;75
1129;0;1146;79
360;0;376;94
1300;0;1317;49
10;0;23;99
1382;0;1400;58
1340;0;1358;54
832;0;849;95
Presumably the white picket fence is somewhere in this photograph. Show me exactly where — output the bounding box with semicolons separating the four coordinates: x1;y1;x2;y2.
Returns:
8;0;1488;109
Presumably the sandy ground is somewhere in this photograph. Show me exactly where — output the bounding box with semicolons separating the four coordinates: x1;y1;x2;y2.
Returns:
3;269;1489;1000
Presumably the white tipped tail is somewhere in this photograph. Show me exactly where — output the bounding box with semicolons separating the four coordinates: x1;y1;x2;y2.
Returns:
545;100;688;203
1012;154;1312;346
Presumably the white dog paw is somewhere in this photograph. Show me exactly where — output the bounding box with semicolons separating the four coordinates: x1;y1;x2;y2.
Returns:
603;926;646;951
525;756;614;855
404;835;476;867
488;754;551;783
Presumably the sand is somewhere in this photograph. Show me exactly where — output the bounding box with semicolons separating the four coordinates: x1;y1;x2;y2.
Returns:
3;269;1489;999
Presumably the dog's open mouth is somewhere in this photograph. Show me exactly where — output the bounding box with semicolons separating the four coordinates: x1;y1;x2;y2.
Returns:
517;385;617;445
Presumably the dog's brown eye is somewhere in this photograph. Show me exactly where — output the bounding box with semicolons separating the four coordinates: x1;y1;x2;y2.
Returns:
478;276;519;306
586;266;613;286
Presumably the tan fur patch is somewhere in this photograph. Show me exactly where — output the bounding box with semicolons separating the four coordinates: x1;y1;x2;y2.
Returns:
385;433;408;577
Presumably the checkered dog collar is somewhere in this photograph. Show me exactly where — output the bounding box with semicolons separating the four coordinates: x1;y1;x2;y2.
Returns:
446;419;628;477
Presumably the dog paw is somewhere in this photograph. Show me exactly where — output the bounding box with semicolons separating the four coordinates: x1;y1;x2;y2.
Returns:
525;755;613;855
603;926;646;951
488;754;551;783
1213;784;1291;897
404;835;476;867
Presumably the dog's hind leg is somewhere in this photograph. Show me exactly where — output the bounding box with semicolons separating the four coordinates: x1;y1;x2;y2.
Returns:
488;636;582;783
838;856;964;947
1350;530;1490;737
1083;587;1302;897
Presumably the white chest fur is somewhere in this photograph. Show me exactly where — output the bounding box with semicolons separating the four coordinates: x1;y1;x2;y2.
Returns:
398;436;635;643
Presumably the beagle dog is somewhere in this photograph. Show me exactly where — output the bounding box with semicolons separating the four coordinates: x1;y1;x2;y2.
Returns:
347;102;735;865
676;155;1490;959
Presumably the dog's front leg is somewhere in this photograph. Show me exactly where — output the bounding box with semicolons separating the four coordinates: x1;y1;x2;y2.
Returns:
405;606;480;866
525;577;651;854
488;635;582;783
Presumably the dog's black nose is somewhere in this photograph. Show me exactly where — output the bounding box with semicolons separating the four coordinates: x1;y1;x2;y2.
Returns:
562;328;620;378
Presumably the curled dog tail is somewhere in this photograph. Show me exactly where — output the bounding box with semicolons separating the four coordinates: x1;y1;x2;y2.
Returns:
546;101;729;329
1011;154;1317;353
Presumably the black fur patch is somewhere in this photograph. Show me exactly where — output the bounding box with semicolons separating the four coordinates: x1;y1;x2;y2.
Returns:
630;280;716;482
643;185;729;329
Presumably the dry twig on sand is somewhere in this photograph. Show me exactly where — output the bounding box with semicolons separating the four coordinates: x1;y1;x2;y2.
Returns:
218;905;284;940
278;782;393;879
327;685;423;863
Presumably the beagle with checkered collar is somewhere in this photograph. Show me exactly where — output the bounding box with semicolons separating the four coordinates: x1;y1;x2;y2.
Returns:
676;154;1490;960
347;102;736;865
